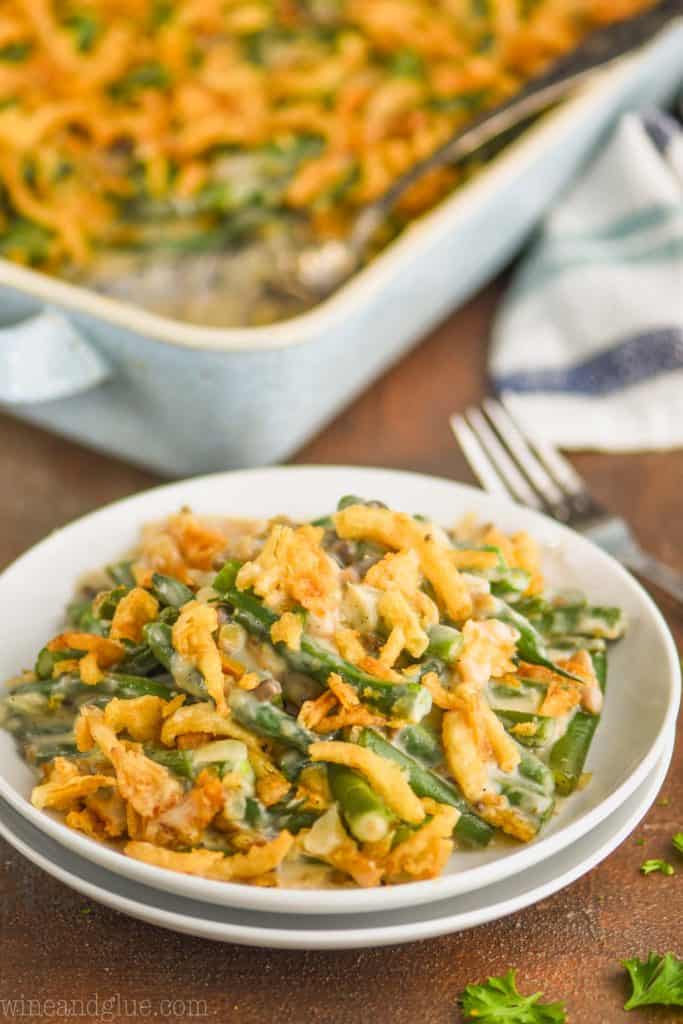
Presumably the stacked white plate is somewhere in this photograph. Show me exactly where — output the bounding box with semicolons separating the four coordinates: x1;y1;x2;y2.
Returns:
0;468;679;949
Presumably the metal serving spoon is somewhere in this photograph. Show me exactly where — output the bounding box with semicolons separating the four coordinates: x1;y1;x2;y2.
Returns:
296;0;682;298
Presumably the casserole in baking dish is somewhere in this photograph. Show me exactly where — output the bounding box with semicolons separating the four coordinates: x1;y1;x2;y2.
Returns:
0;20;681;474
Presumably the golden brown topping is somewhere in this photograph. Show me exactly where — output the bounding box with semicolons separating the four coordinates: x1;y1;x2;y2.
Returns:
236;672;261;691
302;806;384;887
161;702;248;746
172;600;227;715
109;587;159;643
125;831;294;881
270;611;303;651
237;523;340;617
478;526;544;596
298;690;338;731
364;548;421;596
334;627;367;665
326;672;360;710
378;589;428;659
103;695;165;743
421;670;463;710
78;651;104;685
76;707;183;819
310;740;425;824
385;804;458;882
31;757;114;812
65;808;109;841
142;770;225;847
166;512;227;571
334;505;472;620
256;773;291;807
48;631;124;664
442;685;519;800
537;649;601;717
457;619;519;688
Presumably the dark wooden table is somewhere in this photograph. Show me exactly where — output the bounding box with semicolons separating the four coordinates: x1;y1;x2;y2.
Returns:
0;280;681;1024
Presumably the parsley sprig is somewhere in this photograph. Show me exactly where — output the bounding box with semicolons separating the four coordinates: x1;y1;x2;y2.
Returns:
640;858;675;876
461;970;566;1023
623;952;683;1010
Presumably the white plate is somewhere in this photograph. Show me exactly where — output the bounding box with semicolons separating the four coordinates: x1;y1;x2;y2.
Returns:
0;467;679;917
0;726;674;950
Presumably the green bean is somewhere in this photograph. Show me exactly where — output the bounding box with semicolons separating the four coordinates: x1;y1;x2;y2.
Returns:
518;750;555;795
65;12;100;52
66;599;107;635
100;672;178;700
489;680;531;699
490;748;555;834
327;764;393;842
35;647;82;680
546;635;607;654
17;671;177;703
144;746;194;779
310;515;334;528
141;622;174;669
336;495;371;511
109;61;170;101
492;709;556;748
0;42;32;62
497;781;554;827
146;738;254;785
24;737;79;765
512;595;547;618
151;573;195;609
549;651;606;795
94;586;128;620
358;728;494;848
106;560;136;587
117;642;161;677
244;797;269;830
425;624;463;664
142;622;207;697
278;748;310;782
229;689;318;753
159;605;180;625
391;822;417;848
490;568;531;597
0;701;69;733
271;803;321;834
450;543;530;597
396;723;443;766
537;604;626;640
213;561;431;723
488;598;584;682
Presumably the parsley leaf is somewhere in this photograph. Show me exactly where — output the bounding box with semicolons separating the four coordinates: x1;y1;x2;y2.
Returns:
640;859;674;876
623;952;683;1009
673;832;683;856
461;969;567;1022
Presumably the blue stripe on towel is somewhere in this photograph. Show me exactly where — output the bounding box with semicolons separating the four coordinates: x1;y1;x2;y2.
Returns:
494;328;683;396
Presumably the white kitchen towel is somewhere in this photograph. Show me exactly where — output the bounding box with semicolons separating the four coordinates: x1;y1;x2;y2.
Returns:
489;108;683;451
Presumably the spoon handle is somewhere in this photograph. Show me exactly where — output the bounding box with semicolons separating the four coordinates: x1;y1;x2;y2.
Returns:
348;0;682;260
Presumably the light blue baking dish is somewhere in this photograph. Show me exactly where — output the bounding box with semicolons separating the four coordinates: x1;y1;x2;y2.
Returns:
0;22;681;477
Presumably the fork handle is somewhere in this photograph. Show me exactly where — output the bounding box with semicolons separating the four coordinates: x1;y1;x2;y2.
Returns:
622;547;683;604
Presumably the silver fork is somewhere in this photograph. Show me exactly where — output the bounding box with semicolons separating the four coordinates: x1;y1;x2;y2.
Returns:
451;397;683;604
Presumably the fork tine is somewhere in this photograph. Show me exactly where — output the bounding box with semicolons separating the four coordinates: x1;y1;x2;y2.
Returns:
482;397;566;505
450;414;511;499
499;393;588;497
461;407;543;509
